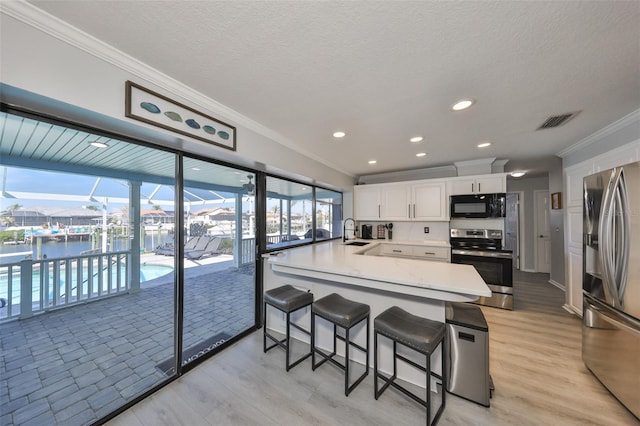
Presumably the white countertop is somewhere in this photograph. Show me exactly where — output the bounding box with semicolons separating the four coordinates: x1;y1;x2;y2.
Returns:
345;239;451;247
266;240;490;302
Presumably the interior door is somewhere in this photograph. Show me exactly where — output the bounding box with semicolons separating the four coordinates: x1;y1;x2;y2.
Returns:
535;190;551;273
505;193;520;269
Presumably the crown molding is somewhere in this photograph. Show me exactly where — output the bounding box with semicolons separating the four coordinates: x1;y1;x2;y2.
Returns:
0;1;354;177
557;108;640;158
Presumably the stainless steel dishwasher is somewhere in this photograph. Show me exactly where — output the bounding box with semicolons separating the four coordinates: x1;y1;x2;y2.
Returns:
445;302;493;407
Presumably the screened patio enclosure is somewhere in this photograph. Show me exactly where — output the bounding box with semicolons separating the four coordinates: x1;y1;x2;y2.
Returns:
0;110;257;425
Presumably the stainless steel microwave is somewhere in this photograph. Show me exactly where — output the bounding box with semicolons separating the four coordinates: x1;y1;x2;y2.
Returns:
450;193;506;218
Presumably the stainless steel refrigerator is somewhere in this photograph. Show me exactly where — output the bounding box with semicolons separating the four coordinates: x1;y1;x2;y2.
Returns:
583;161;640;420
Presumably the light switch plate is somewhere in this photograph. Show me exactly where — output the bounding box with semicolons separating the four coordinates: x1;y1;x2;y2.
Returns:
424;227;429;233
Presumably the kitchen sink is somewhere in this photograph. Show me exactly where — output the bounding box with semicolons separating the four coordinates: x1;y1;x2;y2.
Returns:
345;241;370;246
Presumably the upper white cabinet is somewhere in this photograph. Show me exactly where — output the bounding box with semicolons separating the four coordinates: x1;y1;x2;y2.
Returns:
380;183;411;220
354;185;382;220
447;174;506;195
412;181;447;220
354;180;448;221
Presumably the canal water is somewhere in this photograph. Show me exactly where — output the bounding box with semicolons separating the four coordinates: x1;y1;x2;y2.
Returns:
0;234;175;264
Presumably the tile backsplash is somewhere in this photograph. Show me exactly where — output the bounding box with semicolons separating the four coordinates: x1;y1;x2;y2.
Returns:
357;221;450;242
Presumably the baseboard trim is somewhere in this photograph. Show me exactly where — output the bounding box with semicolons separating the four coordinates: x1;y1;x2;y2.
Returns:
563;304;582;317
520;268;537;273
549;279;565;291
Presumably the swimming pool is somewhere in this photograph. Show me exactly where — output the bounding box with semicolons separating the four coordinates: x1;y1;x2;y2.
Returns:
0;263;174;308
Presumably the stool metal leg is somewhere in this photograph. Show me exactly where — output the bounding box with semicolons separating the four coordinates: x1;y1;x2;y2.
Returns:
374;331;379;398
374;333;446;426
311;311;316;369
264;302;312;371
312;315;369;396
426;351;431;426
344;326;350;396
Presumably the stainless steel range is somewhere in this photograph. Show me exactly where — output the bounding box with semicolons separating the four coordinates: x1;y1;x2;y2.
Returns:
450;228;514;310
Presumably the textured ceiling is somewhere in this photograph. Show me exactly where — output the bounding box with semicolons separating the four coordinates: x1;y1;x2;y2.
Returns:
27;1;640;177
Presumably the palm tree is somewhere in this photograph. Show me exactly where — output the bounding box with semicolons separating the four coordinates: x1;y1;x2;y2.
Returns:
1;203;21;214
1;216;16;226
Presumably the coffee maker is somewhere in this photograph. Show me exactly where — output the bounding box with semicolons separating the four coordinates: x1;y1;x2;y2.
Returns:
361;224;373;239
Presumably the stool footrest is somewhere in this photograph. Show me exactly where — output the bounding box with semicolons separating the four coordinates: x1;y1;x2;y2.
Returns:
374;306;446;426
311;294;370;397
263;289;313;372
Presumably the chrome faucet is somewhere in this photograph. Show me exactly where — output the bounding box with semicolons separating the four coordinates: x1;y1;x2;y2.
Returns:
343;217;356;242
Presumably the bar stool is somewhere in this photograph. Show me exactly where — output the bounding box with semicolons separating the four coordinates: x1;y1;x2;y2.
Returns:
374;306;446;426
263;285;314;371
311;293;370;396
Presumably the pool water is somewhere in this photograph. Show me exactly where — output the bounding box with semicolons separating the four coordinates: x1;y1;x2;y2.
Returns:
0;264;174;307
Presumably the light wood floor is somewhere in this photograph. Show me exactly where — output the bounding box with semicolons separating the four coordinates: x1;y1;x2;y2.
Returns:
107;272;639;426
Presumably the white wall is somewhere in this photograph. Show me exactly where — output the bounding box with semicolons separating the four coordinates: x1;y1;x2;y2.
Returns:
548;157;565;287
0;7;355;195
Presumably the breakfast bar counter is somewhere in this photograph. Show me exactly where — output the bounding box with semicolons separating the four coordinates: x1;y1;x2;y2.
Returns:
266;239;490;303
263;239;491;388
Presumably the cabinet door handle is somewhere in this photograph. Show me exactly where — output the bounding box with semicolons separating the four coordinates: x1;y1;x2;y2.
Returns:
392;249;403;253
424;252;435;255
408;204;411;218
478;183;481;193
413;204;416;218
472;183;474;192
378;205;381;218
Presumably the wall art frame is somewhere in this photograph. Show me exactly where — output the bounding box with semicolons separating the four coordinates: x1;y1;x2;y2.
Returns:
125;80;236;151
551;192;562;209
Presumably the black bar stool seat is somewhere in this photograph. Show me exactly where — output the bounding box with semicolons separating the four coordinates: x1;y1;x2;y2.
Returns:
263;285;313;371
374;306;446;426
311;293;370;396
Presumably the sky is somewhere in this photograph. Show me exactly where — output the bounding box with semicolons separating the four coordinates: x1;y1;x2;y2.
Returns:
1;166;306;214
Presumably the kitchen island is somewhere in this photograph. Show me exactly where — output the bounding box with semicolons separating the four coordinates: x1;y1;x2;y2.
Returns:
263;239;491;389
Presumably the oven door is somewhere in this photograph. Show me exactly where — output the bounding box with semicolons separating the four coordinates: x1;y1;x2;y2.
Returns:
451;249;514;309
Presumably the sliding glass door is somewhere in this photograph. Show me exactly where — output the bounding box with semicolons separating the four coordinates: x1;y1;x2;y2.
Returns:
180;158;256;370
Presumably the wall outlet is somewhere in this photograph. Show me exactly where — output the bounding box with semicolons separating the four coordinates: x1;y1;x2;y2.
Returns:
424;227;429;233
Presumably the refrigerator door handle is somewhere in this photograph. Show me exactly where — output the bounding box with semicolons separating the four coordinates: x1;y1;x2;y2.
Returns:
614;170;630;301
598;169;618;306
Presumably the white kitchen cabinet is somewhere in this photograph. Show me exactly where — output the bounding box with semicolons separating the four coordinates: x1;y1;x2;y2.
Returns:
354;180;448;221
354;185;382;220
447;174;506;195
411;181;447;221
410;245;450;262
380;183;411;220
379;243;450;262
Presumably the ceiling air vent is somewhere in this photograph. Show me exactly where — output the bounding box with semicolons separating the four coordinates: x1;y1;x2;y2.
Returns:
536;111;581;130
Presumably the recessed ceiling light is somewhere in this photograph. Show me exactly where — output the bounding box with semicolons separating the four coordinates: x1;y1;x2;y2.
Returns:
333;131;346;138
477;142;492;148
451;98;475;111
368;160;377;164
416;152;427;157
410;136;423;143
301;187;307;190
191;167;201;171
511;171;526;178
89;141;108;148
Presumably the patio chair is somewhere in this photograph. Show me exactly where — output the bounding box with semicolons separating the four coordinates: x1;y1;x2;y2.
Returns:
154;236;201;256
184;236;222;260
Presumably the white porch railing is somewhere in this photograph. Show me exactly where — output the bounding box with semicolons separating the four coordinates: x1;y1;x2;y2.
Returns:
0;250;131;322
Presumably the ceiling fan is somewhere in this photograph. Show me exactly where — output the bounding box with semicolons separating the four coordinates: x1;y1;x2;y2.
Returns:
242;175;255;196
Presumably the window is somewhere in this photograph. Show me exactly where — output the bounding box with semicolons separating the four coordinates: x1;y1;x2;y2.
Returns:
265;176;342;250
